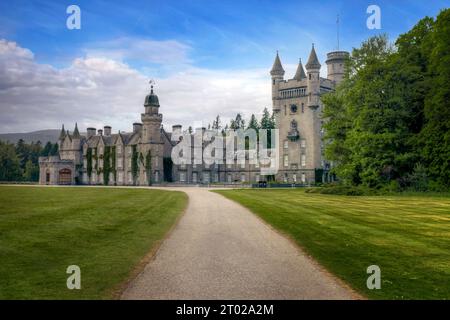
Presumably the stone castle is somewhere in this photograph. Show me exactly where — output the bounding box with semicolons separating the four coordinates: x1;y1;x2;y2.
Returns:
39;45;348;186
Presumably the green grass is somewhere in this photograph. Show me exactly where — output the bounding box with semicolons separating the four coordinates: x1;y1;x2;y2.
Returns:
0;186;187;299
214;189;450;299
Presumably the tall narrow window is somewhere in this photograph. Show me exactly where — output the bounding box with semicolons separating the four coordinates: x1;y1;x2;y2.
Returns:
301;154;306;167
284;155;289;167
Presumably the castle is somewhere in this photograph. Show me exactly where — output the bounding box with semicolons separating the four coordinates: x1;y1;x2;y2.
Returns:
39;45;348;186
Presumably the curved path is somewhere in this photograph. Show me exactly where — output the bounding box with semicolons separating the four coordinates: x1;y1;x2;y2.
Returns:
121;187;358;299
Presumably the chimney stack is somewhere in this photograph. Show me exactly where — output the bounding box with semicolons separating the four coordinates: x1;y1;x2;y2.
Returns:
104;126;111;136
133;123;142;133
87;127;96;139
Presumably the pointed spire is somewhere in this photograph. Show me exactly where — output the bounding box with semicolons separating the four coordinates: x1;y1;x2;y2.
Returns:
73;123;80;139
270;51;285;76
293;58;307;80
59;124;66;140
306;44;321;70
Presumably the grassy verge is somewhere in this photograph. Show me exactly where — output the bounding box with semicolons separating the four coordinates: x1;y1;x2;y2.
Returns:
0;186;187;299
214;189;450;299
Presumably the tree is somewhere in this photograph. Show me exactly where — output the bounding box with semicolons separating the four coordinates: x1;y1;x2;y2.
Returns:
321;10;450;189
247;114;260;131
260;107;275;148
230;113;245;130
0;141;22;181
41;142;53;156
419;9;450;187
23;159;39;182
212;115;222;131
50;143;59;156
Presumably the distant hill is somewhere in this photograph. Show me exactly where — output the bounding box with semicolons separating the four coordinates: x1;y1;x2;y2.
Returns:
0;129;61;144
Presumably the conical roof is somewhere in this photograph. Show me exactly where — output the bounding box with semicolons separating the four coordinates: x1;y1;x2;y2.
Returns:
73;123;80;139
270;51;285;76
293;58;306;80
305;45;321;70
59;124;66;140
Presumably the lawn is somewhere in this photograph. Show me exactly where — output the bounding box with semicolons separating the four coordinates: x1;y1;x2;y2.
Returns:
215;189;450;299
0;186;187;299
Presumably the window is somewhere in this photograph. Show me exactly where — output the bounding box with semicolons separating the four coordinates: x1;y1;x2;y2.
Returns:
301;103;304;113
284;155;289;167
293;174;297;183
284;141;289;149
117;158;123;169
117;145;122;153
128;172;132;183
154;171;159;182
301;154;306;167
192;172;198;183
283;173;288;183
214;173;219;183
255;174;260;182
203;172;210;183
290;104;298;113
241;173;246;182
128;147;132;155
155;156;159;168
301;173;306;183
118;172;123;183
227;174;232;183
301;140;306;148
291;120;298;130
179;172;186;182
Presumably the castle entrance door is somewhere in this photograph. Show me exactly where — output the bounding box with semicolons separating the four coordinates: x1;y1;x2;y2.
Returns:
58;168;72;185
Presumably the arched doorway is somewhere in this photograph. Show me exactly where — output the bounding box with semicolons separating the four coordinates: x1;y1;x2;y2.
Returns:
58;168;72;185
45;170;50;185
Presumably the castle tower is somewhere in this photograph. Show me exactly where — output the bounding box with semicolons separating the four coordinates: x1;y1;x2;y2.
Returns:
141;84;162;143
325;51;349;84
71;123;82;165
270;51;285;102
58;124;65;150
305;44;321;109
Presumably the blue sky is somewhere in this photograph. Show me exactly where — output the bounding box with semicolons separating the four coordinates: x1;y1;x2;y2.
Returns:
0;0;448;133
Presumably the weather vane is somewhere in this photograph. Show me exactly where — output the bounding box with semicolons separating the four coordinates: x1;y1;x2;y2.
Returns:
149;79;155;90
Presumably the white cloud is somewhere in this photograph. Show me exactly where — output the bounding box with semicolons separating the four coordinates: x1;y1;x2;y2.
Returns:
83;37;192;66
0;39;272;134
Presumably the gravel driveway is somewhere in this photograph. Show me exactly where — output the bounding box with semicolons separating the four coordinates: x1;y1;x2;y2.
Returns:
121;187;358;299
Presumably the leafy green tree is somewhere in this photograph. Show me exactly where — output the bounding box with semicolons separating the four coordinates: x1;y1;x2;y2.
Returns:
50;143;59;156
0;141;22;181
419;9;450;187
41;142;52;156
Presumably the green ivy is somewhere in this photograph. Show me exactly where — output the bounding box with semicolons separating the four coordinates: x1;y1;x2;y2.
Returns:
131;145;138;185
111;146;116;185
103;146;111;185
145;150;152;186
86;148;93;178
